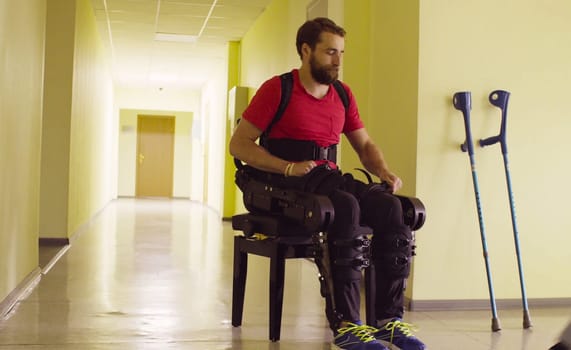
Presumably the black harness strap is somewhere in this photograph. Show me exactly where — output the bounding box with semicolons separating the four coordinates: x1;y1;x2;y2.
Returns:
332;79;350;111
259;73;293;148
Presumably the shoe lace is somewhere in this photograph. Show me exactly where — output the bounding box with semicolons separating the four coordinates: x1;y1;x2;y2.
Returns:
383;320;418;341
337;323;378;343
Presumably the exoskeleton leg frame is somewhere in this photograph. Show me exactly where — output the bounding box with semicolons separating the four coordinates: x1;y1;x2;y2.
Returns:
312;227;372;327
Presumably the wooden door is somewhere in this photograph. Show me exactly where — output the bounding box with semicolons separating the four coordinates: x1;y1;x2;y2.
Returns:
136;115;175;197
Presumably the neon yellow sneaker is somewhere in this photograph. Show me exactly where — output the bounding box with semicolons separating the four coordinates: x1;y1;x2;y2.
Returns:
373;318;426;350
332;322;389;350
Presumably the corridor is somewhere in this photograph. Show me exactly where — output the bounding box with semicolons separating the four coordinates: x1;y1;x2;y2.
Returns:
0;199;567;349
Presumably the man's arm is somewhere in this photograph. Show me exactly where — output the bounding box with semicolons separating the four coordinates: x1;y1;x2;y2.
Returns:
229;119;315;176
345;128;402;192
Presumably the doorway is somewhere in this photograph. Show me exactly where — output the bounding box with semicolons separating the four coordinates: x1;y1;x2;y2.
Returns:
136;115;175;197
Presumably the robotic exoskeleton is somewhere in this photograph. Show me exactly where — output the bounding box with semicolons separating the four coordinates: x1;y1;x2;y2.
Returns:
233;160;425;326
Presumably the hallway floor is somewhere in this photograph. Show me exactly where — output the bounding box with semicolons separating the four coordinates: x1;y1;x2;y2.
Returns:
0;199;568;349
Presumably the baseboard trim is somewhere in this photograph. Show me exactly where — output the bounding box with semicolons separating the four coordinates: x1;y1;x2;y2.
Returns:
0;268;42;320
39;238;70;246
407;297;571;311
41;245;71;275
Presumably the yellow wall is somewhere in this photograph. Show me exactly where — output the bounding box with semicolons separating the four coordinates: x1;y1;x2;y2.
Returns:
0;0;46;301
118;109;194;198
338;1;370;173
365;2;419;197
342;1;420;199
67;0;116;235
240;0;311;88
342;0;420;301
40;0;115;239
223;41;241;218
413;0;571;301
40;0;75;238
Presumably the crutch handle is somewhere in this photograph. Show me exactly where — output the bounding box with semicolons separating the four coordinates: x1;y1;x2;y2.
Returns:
480;135;501;147
489;90;510;110
453;92;475;156
479;90;510;154
453;91;471;110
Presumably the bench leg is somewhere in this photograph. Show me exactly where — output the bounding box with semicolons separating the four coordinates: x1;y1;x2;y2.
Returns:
269;246;285;342
232;237;248;327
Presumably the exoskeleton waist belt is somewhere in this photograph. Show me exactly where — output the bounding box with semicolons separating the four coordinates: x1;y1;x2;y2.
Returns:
265;138;337;163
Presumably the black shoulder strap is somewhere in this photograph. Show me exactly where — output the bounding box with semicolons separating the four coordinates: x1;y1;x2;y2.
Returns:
332;80;350;110
260;72;293;147
260;72;349;147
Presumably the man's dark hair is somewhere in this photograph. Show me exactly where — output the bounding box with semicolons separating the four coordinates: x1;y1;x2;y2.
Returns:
296;17;346;59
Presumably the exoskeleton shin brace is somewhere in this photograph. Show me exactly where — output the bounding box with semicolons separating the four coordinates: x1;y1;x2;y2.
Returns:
329;225;372;277
372;226;415;279
312;232;342;323
312;226;372;327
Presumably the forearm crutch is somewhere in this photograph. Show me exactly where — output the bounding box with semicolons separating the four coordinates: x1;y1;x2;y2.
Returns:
453;91;501;332
479;90;532;329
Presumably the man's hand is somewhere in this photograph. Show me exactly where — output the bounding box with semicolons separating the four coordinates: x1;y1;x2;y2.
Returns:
288;161;316;177
346;128;402;192
380;169;402;193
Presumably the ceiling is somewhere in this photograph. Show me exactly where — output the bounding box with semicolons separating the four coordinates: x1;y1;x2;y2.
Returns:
90;0;272;89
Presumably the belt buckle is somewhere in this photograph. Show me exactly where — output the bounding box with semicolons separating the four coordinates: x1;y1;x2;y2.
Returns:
318;147;328;160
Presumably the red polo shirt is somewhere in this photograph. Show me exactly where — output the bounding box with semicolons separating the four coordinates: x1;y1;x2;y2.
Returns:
242;69;364;148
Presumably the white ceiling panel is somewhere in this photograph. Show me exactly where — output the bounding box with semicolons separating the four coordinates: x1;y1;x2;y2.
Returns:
90;0;272;89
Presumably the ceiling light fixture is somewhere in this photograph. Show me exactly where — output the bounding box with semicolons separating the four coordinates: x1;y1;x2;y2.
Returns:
154;32;198;43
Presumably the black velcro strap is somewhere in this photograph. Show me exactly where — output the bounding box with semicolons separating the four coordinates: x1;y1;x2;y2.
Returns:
333;236;371;248
334;256;370;269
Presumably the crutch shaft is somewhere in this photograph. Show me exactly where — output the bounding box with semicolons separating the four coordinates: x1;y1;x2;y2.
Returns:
480;89;532;329
453;91;501;331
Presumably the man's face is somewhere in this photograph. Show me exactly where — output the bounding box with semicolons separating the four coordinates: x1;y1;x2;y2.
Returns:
308;32;344;85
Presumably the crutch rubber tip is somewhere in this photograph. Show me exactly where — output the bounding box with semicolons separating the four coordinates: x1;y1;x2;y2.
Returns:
523;311;532;329
492;318;501;332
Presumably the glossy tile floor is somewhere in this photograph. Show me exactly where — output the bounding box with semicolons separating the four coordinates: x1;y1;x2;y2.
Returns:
0;198;569;349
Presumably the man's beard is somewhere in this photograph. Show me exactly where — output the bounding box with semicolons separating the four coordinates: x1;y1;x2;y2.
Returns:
309;54;339;85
